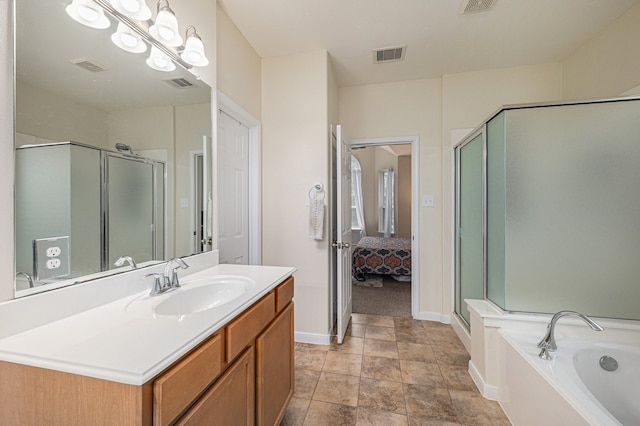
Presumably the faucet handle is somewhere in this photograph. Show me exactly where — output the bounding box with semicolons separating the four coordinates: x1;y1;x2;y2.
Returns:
145;273;165;295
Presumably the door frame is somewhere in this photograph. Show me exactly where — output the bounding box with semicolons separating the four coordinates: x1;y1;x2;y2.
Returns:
217;91;261;265
349;135;420;318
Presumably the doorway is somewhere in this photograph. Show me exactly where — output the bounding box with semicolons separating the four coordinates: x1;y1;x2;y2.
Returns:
216;92;261;265
350;141;414;317
331;135;420;326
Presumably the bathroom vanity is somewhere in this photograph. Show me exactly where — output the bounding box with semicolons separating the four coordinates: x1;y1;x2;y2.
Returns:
0;263;295;425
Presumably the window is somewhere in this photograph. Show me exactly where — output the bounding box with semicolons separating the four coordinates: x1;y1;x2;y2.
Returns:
378;169;394;235
351;156;363;230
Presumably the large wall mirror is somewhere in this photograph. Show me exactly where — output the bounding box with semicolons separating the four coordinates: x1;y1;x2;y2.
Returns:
14;0;213;297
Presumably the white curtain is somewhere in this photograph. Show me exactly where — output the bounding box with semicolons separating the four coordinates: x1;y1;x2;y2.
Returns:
352;167;366;240
382;169;394;238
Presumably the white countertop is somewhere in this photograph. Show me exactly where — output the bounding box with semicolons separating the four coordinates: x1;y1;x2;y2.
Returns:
0;264;295;385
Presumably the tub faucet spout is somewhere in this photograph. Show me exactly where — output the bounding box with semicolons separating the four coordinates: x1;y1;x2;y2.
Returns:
537;310;603;360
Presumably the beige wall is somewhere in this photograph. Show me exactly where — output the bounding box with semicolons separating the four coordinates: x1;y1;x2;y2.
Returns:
562;3;640;100
340;78;444;319
216;4;261;120
16;81;110;148
262;50;332;336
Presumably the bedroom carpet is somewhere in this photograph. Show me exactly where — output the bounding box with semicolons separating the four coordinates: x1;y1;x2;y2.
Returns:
352;275;411;318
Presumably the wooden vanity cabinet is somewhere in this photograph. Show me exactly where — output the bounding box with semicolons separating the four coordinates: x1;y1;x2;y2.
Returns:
155;276;294;426
176;346;255;426
256;303;294;426
0;277;294;426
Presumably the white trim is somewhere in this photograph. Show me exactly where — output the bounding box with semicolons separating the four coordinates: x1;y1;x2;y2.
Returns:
216;91;261;265
469;360;502;401
349;136;421;319
413;310;451;324
294;331;332;345
451;311;471;353
188;150;203;253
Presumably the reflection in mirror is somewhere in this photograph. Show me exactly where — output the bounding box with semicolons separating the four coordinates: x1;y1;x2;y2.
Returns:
14;1;213;297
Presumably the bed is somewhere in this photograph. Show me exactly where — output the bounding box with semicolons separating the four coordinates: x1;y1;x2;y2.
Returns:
352;236;412;281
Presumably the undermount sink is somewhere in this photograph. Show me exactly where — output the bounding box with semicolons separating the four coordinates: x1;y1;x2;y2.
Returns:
154;275;256;316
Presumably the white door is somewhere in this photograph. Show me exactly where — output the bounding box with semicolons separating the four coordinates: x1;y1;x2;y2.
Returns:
217;110;250;264
335;124;353;344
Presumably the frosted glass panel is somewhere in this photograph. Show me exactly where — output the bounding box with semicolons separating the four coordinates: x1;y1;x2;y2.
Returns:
69;145;101;277
457;134;484;325
486;112;506;308
15;145;71;278
107;156;154;267
154;162;165;260
504;100;640;320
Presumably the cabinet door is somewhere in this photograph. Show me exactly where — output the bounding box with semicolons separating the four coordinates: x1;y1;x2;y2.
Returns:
176;346;255;426
256;303;294;426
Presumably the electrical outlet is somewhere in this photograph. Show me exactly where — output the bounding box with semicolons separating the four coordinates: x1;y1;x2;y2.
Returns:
33;236;70;280
46;258;61;269
46;246;61;257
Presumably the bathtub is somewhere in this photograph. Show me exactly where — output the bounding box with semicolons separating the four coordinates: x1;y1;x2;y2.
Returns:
500;330;640;426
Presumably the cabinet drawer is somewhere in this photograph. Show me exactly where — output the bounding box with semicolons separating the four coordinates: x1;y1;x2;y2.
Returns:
226;292;275;361
275;277;294;312
153;333;223;426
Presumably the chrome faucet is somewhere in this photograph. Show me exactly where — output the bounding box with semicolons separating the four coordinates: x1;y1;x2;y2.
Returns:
144;258;189;296
114;255;138;269
537;310;604;360
163;257;189;289
16;272;34;288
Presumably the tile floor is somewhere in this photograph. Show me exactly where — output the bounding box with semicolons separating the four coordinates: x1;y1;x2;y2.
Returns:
280;313;511;426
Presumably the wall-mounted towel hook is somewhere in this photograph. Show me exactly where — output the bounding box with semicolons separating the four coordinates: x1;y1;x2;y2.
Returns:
308;183;325;201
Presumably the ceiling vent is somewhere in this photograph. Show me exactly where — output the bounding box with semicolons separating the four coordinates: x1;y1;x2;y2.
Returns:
373;45;406;64
70;58;107;72
164;77;196;89
459;0;496;14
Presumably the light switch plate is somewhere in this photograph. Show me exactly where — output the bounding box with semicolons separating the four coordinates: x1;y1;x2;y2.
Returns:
33;236;70;281
422;195;435;207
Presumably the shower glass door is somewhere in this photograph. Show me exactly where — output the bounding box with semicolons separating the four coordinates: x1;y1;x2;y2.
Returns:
105;155;155;269
455;132;484;327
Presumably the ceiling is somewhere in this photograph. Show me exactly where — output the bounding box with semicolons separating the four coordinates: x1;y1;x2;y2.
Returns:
218;0;639;87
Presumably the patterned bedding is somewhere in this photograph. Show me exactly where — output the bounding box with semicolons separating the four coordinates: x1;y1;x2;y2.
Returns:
352;236;411;281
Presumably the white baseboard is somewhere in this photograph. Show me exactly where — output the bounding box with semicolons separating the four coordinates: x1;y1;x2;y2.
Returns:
413;310;451;324
469;360;502;401
294;331;332;345
451;313;471;353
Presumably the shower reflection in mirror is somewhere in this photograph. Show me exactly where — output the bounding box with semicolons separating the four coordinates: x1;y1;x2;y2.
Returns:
15;142;166;292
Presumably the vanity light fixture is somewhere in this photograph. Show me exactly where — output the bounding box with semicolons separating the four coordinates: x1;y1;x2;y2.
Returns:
146;46;176;72
180;26;209;67
66;0;111;29
66;0;208;72
109;0;151;21
111;22;147;53
149;0;183;47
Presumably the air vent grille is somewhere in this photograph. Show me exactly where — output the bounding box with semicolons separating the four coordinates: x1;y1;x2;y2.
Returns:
373;46;406;63
164;77;196;89
70;58;107;72
460;0;496;14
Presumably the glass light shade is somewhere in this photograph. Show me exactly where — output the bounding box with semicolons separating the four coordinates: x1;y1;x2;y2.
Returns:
149;7;182;47
180;34;208;67
66;0;111;29
146;46;176;72
109;0;152;21
111;22;147;53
